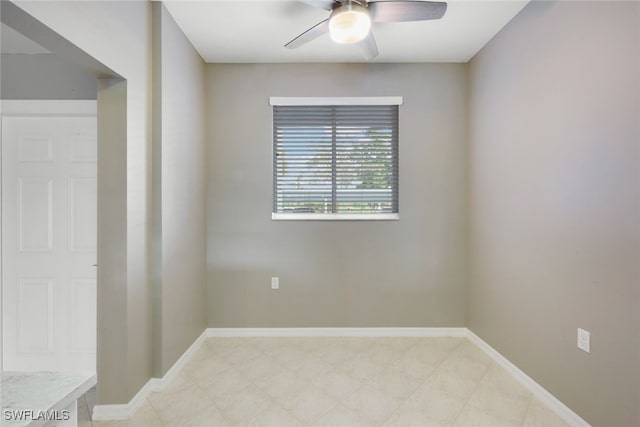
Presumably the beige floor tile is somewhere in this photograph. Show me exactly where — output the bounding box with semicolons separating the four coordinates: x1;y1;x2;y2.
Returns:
296;337;336;353
204;337;247;356
481;363;531;399
149;383;214;426
186;341;219;362
314;403;377;427
316;343;360;366
400;382;468;426
391;352;444;382
292;355;335;381
522;398;571;427
453;404;522;427
341;353;388;381
92;421;125;427
236;354;287;381
161;371;196;395
254;369;310;401
425;337;465;352
171;403;232;427
200;366;253;407
262;342;311;366
183;354;234;388
222;343;264;365
362;341;403;365
249;337;287;352
464;367;531;425
147;374;197;410
464;388;530;426
341;383;403;424
332;337;375;353
425;368;482;400
450;341;493;366
246;405;304;427
403;341;450;360
129;401;164;427
367;364;424;400
278;384;339;423
400;342;450;364
310;369;364;400
382;404;451;427
379;337;421;352
217;384;273;424
90;337;572;427
438;355;491;385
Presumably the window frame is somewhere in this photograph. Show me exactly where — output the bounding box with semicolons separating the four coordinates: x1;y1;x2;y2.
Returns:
270;96;402;221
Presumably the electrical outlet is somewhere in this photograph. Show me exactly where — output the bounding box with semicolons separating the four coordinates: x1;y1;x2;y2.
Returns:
577;328;590;353
271;277;279;290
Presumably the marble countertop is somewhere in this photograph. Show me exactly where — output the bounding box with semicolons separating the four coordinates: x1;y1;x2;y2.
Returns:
1;371;96;427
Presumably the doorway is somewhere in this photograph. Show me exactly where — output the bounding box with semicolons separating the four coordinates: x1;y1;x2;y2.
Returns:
2;0;129;408
1;101;97;371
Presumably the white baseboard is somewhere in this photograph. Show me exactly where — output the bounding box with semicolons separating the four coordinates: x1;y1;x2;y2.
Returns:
206;327;468;337
150;329;209;392
92;329;208;421
466;330;590;427
92;379;153;421
92;327;589;427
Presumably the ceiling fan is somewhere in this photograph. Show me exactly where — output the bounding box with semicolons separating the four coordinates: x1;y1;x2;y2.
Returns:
285;0;448;59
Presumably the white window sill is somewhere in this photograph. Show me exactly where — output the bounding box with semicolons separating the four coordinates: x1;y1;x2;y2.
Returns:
269;96;403;106
272;213;400;221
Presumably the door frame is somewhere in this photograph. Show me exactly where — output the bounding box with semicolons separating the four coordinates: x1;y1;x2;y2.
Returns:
0;100;97;371
2;1;131;402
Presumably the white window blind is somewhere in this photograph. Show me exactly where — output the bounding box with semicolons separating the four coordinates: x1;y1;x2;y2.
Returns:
272;103;399;219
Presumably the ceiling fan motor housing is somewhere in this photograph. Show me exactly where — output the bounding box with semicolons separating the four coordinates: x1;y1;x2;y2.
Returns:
329;1;372;44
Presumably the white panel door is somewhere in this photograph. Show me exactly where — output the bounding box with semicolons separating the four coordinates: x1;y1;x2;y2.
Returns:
2;115;96;371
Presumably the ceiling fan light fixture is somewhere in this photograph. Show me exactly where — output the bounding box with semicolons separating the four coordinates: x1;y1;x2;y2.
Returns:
329;3;371;44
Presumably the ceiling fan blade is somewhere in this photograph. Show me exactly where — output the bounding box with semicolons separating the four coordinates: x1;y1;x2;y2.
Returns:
368;1;447;22
285;19;330;49
296;0;337;11
358;31;379;60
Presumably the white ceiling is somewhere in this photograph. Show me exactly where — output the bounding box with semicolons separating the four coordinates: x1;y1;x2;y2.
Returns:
162;0;529;63
1;23;52;54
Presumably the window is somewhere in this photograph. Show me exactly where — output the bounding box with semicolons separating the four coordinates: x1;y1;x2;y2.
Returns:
271;97;401;220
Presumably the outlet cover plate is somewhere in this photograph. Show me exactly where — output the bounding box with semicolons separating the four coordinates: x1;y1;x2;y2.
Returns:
577;328;590;353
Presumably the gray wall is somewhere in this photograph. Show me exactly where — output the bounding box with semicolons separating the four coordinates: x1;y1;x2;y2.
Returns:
206;63;468;327
152;3;207;377
468;2;640;426
9;0;208;404
1;53;96;99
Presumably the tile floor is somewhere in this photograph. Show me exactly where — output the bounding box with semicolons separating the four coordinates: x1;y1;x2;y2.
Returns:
79;336;570;427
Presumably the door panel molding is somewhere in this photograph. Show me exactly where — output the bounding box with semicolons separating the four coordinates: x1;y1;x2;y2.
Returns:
18;134;54;163
18;278;54;354
2;100;97;371
17;177;54;253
